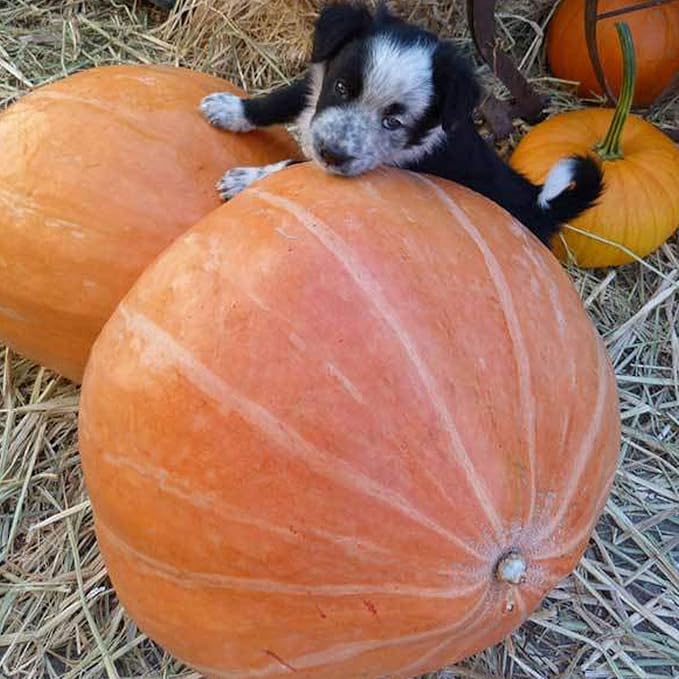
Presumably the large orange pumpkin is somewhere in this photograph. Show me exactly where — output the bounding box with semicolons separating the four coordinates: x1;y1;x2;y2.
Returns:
79;164;621;678
547;0;679;106
0;64;298;382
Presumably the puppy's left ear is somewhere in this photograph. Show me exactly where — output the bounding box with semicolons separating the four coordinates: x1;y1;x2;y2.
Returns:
374;1;401;24
433;42;481;132
311;3;373;63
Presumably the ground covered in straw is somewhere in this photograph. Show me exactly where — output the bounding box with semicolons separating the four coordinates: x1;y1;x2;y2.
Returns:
1;1;677;677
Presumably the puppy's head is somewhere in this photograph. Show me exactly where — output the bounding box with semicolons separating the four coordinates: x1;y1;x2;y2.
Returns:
303;2;480;176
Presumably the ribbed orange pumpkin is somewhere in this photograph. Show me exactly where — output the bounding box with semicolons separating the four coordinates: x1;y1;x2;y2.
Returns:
547;0;679;106
0;64;298;381
79;164;620;678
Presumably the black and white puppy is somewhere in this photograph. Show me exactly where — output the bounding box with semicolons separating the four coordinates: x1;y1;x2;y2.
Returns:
200;1;602;245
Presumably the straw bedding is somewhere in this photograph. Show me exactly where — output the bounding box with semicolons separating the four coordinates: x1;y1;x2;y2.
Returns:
0;1;677;677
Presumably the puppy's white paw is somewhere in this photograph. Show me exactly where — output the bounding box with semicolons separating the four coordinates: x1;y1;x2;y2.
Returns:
217;167;265;200
200;92;255;132
216;160;294;201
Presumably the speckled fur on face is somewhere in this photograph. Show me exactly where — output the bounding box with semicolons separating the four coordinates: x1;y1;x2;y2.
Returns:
304;35;444;176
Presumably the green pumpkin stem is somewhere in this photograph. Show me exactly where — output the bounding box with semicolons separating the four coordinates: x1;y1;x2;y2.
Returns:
595;22;635;160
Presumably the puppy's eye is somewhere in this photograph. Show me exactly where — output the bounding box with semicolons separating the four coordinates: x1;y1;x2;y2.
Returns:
334;79;349;99
382;115;403;131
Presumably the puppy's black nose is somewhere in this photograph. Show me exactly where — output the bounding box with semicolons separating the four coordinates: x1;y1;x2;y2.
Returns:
318;143;353;167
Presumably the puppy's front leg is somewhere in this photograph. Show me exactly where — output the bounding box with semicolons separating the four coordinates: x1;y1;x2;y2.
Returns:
217;160;301;201
200;75;310;132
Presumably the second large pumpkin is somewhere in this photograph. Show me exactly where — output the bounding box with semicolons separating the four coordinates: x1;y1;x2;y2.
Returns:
0;64;298;381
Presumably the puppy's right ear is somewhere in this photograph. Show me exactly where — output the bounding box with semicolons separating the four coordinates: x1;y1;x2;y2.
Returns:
311;3;373;63
433;42;481;132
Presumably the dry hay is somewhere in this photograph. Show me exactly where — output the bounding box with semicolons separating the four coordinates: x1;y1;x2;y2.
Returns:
1;1;678;678
157;0;679;133
158;0;469;91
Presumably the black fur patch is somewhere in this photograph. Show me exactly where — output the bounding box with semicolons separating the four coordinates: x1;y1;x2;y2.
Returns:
315;40;367;113
433;42;481;131
405;100;440;148
311;3;372;63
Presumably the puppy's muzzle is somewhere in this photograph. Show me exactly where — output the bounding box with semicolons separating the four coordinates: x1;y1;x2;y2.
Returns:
317;142;355;169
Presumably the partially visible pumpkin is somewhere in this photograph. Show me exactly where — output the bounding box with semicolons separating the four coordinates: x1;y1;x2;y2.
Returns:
0;64;298;382
547;0;679;106
514;24;679;268
79;163;621;679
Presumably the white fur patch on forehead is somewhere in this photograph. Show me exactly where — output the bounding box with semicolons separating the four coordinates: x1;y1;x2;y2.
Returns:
362;35;435;116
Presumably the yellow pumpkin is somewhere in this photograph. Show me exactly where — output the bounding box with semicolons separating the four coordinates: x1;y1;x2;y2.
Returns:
512;24;679;268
